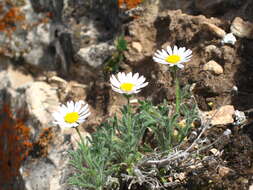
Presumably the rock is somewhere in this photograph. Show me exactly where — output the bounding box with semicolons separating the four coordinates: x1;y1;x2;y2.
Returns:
20;129;78;190
0;58;81;190
48;76;67;85
218;166;234;177
25;81;59;126
203;105;235;126
203;60;223;75
0;65;34;89
231;17;253;39
204;45;222;60
77;42;115;68
220;45;236;64
221;33;237;45
237;177;249;184
210;148;222;156
131;42;143;53
23;46;45;67
202;22;226;38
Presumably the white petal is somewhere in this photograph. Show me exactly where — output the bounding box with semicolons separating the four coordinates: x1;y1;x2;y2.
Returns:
68;101;75;112
138;82;149;88
79;104;89;115
154;52;166;59
157;50;168;58
178;47;186;55
132;73;140;82
111;86;124;94
166;46;173;55
136;76;146;86
153;57;169;64
74;101;81;112
79;112;90;120
126;72;133;79
118;72;126;83
176;64;184;69
161;49;168;57
184;49;192;57
110;75;121;88
173;45;178;55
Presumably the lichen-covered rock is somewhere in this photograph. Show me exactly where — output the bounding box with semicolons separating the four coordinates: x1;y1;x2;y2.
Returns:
77;42;115;68
0;57;85;190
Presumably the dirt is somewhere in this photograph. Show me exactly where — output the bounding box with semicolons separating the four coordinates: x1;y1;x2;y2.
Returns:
108;4;253;189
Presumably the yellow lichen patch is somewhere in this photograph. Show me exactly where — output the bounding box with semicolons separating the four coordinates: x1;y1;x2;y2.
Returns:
0;105;32;188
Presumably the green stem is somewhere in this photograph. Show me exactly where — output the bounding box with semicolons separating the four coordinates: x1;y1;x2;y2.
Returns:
75;127;85;145
123;94;132;105
173;67;180;114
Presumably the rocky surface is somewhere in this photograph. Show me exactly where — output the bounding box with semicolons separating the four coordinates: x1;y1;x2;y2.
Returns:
0;0;253;189
203;60;224;75
231;17;253;39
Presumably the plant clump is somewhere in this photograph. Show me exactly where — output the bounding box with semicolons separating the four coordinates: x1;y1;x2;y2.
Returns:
68;89;198;189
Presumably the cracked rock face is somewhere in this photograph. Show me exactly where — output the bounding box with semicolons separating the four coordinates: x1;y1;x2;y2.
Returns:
77;42;115;68
0;57;80;190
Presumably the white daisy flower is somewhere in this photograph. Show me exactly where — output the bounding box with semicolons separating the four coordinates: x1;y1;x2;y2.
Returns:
110;72;148;94
53;100;90;128
153;45;192;69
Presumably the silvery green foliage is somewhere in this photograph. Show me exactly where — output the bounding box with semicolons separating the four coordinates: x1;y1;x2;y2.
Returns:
69;91;198;189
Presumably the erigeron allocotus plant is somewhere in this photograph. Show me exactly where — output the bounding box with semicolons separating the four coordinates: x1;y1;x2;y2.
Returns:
153;45;192;113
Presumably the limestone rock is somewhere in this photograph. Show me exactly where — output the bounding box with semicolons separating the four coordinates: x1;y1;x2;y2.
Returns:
203;105;235;126
77;42;115;68
203;60;223;75
131;42;143;53
218;166;234;177
231;17;253;39
25;81;59;126
204;45;222;60
0;65;33;90
202;22;226;38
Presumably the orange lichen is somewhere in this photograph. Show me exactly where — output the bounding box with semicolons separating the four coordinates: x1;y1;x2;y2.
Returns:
0;1;25;37
0;105;32;189
118;0;143;9
30;128;54;158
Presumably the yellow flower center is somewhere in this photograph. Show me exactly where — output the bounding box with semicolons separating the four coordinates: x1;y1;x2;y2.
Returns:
64;112;79;123
120;83;135;92
165;55;181;64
